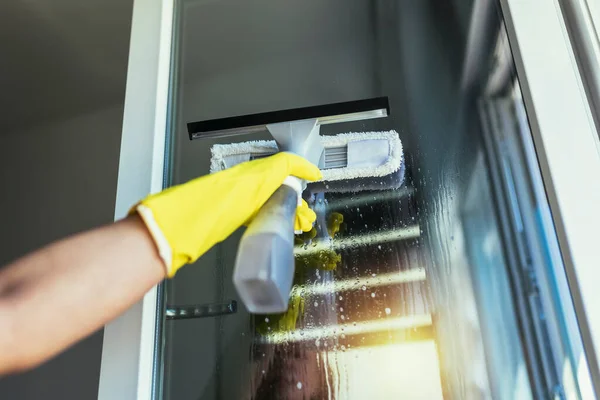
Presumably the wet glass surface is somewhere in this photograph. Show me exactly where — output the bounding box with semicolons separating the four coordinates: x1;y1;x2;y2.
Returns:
157;1;586;399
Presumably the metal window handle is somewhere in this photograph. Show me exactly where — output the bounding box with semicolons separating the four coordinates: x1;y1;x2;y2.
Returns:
165;300;237;320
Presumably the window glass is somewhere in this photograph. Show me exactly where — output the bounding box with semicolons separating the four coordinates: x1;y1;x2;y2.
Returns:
156;1;588;399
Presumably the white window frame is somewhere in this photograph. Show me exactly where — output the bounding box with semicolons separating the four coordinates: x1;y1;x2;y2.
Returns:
557;0;600;134
500;0;600;396
98;0;173;398
98;0;600;398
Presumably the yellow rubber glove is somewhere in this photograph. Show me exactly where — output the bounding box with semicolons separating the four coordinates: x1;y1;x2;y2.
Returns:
133;152;322;277
295;199;316;232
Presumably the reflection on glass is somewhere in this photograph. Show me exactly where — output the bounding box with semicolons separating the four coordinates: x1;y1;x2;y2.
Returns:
334;342;443;399
158;0;589;399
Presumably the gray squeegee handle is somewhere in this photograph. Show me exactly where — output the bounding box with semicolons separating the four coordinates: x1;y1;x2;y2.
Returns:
232;185;298;314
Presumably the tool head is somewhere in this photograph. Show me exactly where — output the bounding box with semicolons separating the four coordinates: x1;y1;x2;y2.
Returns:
187;97;389;140
210;130;404;191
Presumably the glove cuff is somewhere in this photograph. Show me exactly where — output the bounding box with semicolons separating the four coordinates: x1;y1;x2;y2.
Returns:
136;204;173;277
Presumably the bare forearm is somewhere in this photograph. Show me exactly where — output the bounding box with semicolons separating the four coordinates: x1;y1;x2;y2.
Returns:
0;215;165;374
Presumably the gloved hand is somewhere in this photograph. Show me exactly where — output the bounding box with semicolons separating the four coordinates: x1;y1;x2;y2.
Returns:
132;152;322;277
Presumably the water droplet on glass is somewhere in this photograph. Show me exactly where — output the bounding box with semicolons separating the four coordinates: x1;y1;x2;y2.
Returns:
362;285;366;291
385;307;392;315
377;245;382;250
264;317;269;323
297;382;303;390
262;370;266;375
371;293;376;298
339;307;344;312
341;345;346;351
341;333;346;339
339;295;343;300
314;301;319;307
325;184;329;189
372;273;377;277
262;353;266;357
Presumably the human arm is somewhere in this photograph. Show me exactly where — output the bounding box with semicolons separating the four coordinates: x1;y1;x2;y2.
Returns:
0;152;321;374
0;215;164;374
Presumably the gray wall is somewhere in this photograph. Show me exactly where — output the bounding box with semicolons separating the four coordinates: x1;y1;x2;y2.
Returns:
0;1;133;399
0;107;124;399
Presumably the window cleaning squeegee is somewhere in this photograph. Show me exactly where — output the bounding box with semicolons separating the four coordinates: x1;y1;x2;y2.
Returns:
188;97;404;314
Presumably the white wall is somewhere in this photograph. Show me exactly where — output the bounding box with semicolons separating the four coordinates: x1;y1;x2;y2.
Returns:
0;105;124;399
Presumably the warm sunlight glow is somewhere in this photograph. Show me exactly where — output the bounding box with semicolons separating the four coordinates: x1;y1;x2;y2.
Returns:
261;314;432;344
294;225;421;255
291;268;427;297
331;341;444;399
